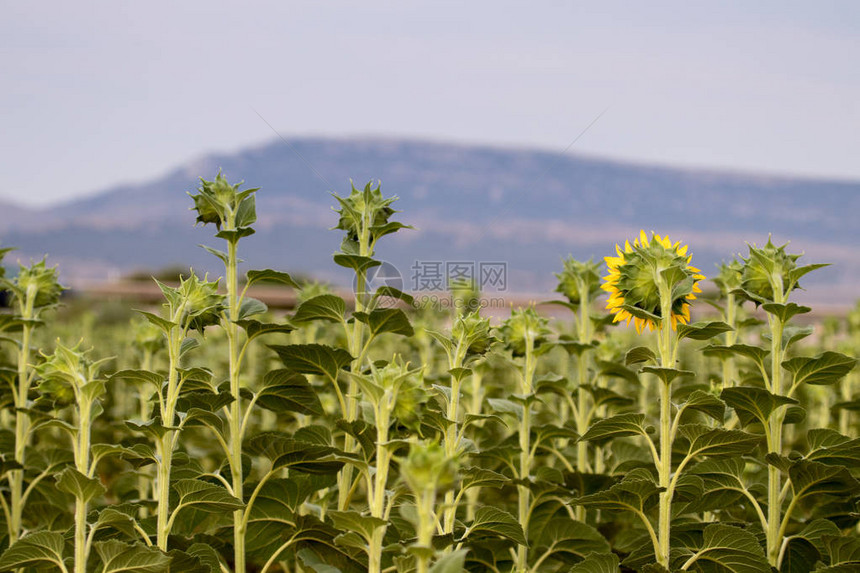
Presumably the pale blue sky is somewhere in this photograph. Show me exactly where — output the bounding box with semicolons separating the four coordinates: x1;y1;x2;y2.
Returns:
2;0;858;206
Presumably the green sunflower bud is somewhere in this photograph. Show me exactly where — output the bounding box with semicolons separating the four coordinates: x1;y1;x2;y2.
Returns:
132;317;165;354
332;181;408;251
35;342;105;408
159;273;225;333
401;441;458;494
450;277;481;315
713;259;743;299
554;257;602;306
499;307;551;356
190;172;258;232
740;238;800;303
11;259;66;311
452;312;493;356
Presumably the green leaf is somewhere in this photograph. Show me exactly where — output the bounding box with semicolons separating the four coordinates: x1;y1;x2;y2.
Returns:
821;534;860;567
269;344;354;383
460;467;508;491
0;531;67;571
721;386;798;428
173;479;245;515
788;460;860;503
678;321;733;341
464;506;526;545
574;476;661;514
328;510;387;544
532;519;611;562
293;294;346;323
683;427;761;458
354;308;414;337
94;540;171;573
679;390;726;423
805;429;860;467
56;467;106;503
428;549;468;573
596;360;640;385
782;519;841;573
783;352;856;386
372;286;414;306
256;369;323;416
200;244;228;265
136;310;176;333
238;297;268;320
674;524;769;573
245;432;344;474
762;302;811;323
702;343;770;369
110;369;164;389
568;553;621;573
641;366;695;385
626;346;657;366
235;319;295;341
246;269;301;289
333;253;382;273
580;413;652;443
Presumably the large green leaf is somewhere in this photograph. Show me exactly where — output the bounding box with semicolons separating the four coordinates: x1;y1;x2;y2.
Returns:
532;519;610;564
354;308;414;338
679;390;726;423
0;531;67;571
568;553;621;573
463;506;526;545
806;429;860;468
245;269;301;289
328;510;387;545
94;540;170;573
245;432;344;474
788;460;860;503
428;549;469;573
173;479;245;515
782;519;841;573
269;344;354;383
574;477;661;514
673;524;769;572
256;369;323;416
821;534;860;568
234;319;295;341
761;302;811;323
292;294;346;323
681;426;761;459
56;467;106;503
677;321;733;341
580;413;652;443
720;386;798;428
783;352;856;387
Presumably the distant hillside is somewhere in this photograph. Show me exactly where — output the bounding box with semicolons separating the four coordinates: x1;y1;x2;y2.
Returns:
2;137;859;305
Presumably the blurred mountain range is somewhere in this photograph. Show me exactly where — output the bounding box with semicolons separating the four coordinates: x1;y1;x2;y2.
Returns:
1;137;858;306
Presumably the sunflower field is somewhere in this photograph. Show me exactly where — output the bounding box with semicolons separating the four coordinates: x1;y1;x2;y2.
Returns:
0;175;858;573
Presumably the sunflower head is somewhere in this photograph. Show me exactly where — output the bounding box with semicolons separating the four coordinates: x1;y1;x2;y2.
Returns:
602;230;704;333
190;171;258;232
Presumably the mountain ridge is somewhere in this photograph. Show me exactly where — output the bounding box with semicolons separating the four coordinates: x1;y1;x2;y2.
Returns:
2;136;858;304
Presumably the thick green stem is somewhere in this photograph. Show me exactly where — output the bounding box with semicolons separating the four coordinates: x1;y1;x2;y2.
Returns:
155;326;182;551
339;228;370;511
9;289;35;543
656;280;674;568
766;313;785;566
225;238;247;573
516;336;536;572
415;487;435;573
74;497;87;573
368;396;392;573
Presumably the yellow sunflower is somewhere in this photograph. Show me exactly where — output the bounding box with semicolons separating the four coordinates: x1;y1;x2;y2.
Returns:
602;230;705;333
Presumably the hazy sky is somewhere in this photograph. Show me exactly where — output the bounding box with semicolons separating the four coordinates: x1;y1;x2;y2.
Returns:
2;1;858;206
